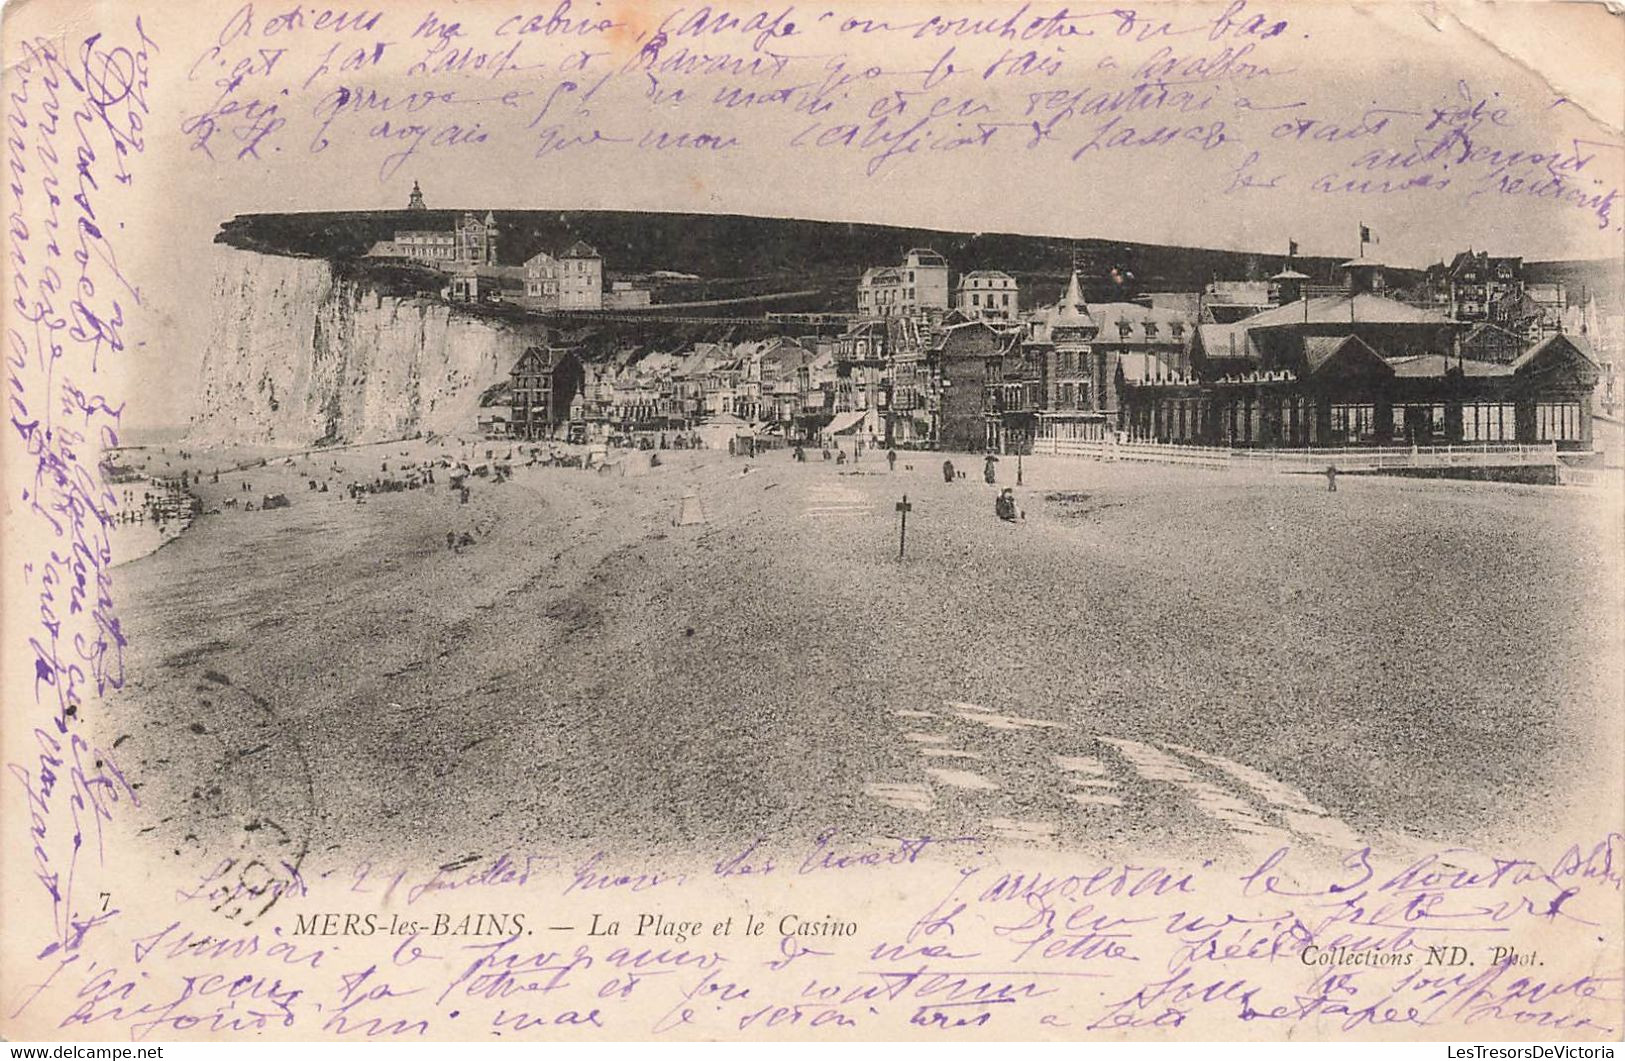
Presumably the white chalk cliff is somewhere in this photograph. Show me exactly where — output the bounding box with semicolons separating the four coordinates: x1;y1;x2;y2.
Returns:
190;246;543;445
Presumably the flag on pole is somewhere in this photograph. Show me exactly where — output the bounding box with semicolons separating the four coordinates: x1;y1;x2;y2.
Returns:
1360;224;1375;245
1289;239;1299;258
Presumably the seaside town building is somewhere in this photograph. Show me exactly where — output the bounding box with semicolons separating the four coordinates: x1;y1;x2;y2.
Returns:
559;240;605;310
455;211;500;266
519;242;633;311
934;318;1018;452
1437;250;1524;326
857;248;951;317
1027;271;1101;444
1421;250;1575;342
1024;271;1196;446
365;207;499;268
446;264;482;304
984;327;1046;453
1119;259;1600;450
467;233;1606;462
955;270;1019;318
509;346;585;440
371;228;456;263
523;251;560;303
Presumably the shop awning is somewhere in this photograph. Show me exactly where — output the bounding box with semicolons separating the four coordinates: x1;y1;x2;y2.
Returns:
824;410;867;435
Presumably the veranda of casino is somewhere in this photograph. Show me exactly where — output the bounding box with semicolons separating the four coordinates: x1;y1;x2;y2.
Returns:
1110;261;1601;454
1117;339;1596;451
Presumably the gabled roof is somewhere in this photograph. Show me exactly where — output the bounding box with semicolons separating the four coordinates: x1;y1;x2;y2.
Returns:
561;240;600;259
1447;250;1521;276
1460;321;1526;345
1388;354;1511;379
512;346;573;373
1512;332;1601;376
759;335;809;355
1301;334;1389;376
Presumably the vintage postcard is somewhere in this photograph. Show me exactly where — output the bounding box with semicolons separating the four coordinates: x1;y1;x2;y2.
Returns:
2;0;1622;1047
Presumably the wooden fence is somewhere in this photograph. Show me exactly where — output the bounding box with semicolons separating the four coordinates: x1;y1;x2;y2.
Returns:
1031;437;1561;474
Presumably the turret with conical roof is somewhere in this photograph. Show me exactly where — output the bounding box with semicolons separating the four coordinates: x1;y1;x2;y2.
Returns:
407;180;426;210
1054;270;1096;329
1050;270;1099;348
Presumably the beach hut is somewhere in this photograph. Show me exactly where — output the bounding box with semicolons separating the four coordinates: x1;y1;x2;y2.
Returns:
696;413;751;451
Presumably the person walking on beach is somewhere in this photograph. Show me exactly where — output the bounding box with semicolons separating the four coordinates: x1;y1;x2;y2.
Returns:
886;449;897;473
943;459;955;484
984;453;998;485
1325;464;1339;493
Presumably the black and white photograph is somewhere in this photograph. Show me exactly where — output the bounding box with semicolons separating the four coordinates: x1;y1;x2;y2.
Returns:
3;0;1622;1048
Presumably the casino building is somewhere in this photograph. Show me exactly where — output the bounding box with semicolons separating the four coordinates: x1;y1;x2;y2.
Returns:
1117;259;1601;451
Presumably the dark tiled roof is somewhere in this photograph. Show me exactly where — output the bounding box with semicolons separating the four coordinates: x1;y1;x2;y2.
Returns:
1243;293;1451;328
1388;354;1511;378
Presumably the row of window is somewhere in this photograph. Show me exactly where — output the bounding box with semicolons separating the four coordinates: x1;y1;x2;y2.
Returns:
1537;402;1582;441
1055;382;1091;409
1132;400;1584;444
1330;403;1379;440
1461;403;1515;442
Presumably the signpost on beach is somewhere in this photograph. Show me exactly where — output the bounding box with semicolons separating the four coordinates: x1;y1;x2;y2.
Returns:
895;495;911;561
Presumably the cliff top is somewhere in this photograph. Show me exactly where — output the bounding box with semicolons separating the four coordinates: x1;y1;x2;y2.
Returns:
215;209;1412;310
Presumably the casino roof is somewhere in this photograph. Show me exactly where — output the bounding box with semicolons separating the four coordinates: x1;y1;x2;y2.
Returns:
1239;293;1454;328
1388;354;1512;378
